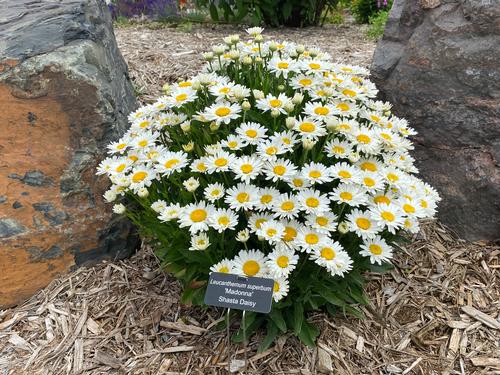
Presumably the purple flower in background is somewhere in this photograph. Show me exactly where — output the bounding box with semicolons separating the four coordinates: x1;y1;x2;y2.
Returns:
108;0;178;20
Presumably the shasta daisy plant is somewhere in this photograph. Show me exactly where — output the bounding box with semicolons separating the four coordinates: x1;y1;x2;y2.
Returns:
97;29;440;348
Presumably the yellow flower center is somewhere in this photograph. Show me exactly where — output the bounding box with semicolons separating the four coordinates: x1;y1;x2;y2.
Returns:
117;143;126;150
361;162;377;172
269;99;282;108
380;133;392;140
218;216;230;226
116;164;126;173
266;228;277;237
214;158;228;167
273;281;280;292
276;255;289;268
357;134;371;144
403;204;415;214
132;171;148;183
255;218;267;229
338;170;351;179
273;166;286;176
305;233;319;245
241;164;253;174
242;260;260;276
341;67;353;72
175;93;187;102
306;197;319;208
320;247;336;260
299;122;316;133
314;107;329;116
309;62;321;70
236;192;249;203
281;201;295;211
190;209;207;223
387;173;399;182
333;146;345;154
196;163;207;172
219;87;230;94
178;81;192;87
165;159;179;169
337;103;350;111
215;107;231;117
369;244;382;255
266;146;277;155
138;140;148;147
219;266;229;273
211;189;221;196
363;177;375;187
283;226;297;242
309;170;322;179
245;129;258;138
316;217;328;227
356;218;371;230
299;78;312;86
129;155;138;162
261;194;273;204
342;89;356;97
381;211;395;222
277;62;289;69
420;200;428;208
139;120;149;128
227;141;238;148
292;178;304;187
374;195;391;205
339;192;353;201
370;115;381;123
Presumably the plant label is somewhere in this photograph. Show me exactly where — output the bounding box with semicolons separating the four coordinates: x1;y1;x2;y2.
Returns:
204;272;274;313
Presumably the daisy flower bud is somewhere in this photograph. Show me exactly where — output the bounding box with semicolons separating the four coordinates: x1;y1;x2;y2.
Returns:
212;44;226;55
236;229;250;243
223;36;232;45
230;34;240;43
202;52;214;61
269;42;278;51
228;50;240;60
277;84;285;92
242;101;251;111
242;56;252;65
302;137;317;150
192;81;201;90
271;109;280;118
292;93;303;105
113;203;126;214
246;27;264;37
338;221;350;234
253;89;265;100
254;34;264;42
182;142;194;152
296;44;305;54
183;177;200;192
255;56;263;63
285;117;296;129
348;152;361;163
103;190;117;202
137;187;149;198
180;121;191;133
210;121;220;131
284;102;295;113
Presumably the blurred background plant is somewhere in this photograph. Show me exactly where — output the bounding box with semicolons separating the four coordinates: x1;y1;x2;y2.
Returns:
366;9;389;39
350;0;392;24
108;0;179;21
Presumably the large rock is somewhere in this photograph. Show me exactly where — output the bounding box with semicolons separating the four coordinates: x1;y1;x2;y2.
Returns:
0;0;138;308
371;0;500;241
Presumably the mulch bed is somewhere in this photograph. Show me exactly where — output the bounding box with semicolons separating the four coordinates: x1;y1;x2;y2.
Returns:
1;22;499;375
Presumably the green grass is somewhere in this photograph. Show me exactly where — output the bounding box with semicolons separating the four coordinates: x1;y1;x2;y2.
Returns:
366;10;389;39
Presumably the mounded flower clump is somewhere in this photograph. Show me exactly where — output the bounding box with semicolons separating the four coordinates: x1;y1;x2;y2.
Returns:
98;28;439;347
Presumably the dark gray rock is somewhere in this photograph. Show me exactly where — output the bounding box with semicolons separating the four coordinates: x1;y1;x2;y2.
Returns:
0;0;139;308
371;0;500;241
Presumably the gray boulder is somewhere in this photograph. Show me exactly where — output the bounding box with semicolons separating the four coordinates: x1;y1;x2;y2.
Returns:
0;0;138;308
371;0;500;241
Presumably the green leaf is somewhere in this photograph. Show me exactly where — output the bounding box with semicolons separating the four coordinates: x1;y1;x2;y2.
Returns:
343;305;364;319
269;308;287;333
292;303;304;336
282;1;293;20
209;3;219;21
369;262;395;273
232;316;264;343
258;321;279;352
298;320;319;347
318;289;346;307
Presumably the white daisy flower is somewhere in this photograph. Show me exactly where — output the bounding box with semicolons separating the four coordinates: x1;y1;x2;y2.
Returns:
209;81;236;101
350;127;381;155
270;130;298;151
112;203;126;214
293;116;326;140
131;131;158;151
302;162;333;184
167;88;198;108
330;183;368;207
248;213;273;233
158;203;183;222
303;101;335;122
236;229;250;242
287;175;311;191
332;100;359;117
346;209;381;239
256;188;280;211
382;167;410;189
209;208;238;232
403;217;421;234
190;158;209;173
397;197;425;219
273;193;300;220
359;236;393;265
306;212;338;233
189;232;210;251
232;249;267;277
236;122;268;145
178;202;215;234
129;166;156;191
297;189;330;214
203;101;241;125
265;246;299;278
183;177;200;192
330;162;361;184
264;158;298;182
156;151;189;176
256;220;285;244
224;183;259;211
268;57;297;77
324;139;353;159
256;93;291;114
357;158;383;173
151;200;168;213
230;155;263;183
290;75;317;91
205;151;236;174
210;258;234;274
301;59;331;74
310;240;353;277
272;276;290;302
296;227;325;253
359;172;384;192
204;183;225;202
222;134;247;151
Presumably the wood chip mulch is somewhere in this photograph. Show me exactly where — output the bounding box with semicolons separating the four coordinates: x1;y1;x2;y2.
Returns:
1;221;498;374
